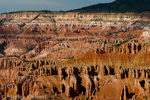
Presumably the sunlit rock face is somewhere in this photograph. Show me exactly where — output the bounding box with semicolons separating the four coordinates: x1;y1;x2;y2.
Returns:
0;12;150;100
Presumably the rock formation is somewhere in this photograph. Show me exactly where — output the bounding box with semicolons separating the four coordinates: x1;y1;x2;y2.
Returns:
0;12;149;99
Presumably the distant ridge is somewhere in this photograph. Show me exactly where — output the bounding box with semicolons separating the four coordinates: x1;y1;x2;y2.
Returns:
70;0;150;13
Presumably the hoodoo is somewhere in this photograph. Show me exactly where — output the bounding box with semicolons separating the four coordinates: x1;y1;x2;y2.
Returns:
0;4;150;99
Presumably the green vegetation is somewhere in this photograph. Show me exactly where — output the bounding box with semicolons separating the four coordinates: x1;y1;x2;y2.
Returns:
0;22;3;26
0;18;6;26
86;95;90;100
29;13;41;23
22;46;35;55
115;37;132;47
0;42;7;55
2;10;52;14
70;0;150;13
1;0;150;15
107;32;113;36
23;59;36;62
17;23;26;28
7;55;19;58
2;36;6;39
143;96;148;99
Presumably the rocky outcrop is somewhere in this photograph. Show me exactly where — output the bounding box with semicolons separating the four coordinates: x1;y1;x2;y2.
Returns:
0;12;150;100
0;56;150;99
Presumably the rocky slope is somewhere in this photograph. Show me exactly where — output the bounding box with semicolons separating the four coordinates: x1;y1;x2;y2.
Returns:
0;12;149;60
0;12;149;100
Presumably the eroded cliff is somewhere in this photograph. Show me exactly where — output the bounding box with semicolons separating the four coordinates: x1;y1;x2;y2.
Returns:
0;12;149;100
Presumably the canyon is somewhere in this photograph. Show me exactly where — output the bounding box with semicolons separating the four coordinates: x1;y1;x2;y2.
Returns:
0;12;150;100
